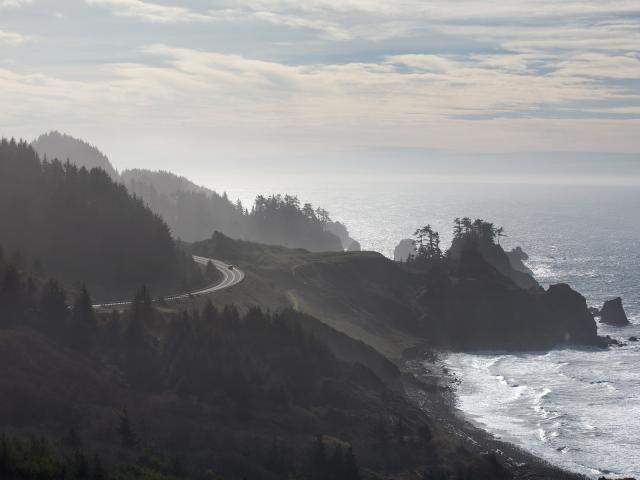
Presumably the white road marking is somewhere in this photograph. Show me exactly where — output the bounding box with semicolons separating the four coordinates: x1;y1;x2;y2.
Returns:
93;256;245;308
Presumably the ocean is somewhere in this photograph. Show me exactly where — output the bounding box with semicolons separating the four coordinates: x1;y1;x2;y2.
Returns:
214;175;640;478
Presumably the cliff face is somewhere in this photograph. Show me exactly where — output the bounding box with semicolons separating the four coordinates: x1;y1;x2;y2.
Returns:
417;250;600;350
449;236;539;290
394;238;416;262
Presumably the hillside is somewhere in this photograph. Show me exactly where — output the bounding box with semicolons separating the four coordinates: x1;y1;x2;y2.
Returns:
32;131;118;179
0;255;526;480
0;138;202;301
32;132;355;250
190;231;601;358
123;169;346;250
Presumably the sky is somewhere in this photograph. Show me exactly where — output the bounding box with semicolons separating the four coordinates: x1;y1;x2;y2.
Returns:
1;0;639;181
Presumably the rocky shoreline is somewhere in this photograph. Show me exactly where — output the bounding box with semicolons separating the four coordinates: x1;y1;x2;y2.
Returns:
402;352;587;480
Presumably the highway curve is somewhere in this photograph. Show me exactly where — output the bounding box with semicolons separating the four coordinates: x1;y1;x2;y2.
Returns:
93;255;244;308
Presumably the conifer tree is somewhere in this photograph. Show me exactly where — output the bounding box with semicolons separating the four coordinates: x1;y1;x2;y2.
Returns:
117;408;137;449
70;285;96;350
38;280;68;336
93;454;106;480
344;446;361;480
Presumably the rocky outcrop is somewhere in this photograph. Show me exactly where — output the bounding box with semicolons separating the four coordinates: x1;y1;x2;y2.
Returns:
418;248;600;350
542;284;599;345
394;239;416;262
449;237;539;290
506;246;534;276
347;240;361;252
600;297;629;326
324;221;358;251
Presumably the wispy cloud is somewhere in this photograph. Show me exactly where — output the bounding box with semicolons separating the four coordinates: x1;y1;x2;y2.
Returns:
0;0;31;7
85;0;211;23
0;28;30;44
1;0;638;162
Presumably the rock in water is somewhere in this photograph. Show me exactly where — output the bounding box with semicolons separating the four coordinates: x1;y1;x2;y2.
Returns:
394;239;416;262
347;240;361;252
506;246;534;276
600;297;629;326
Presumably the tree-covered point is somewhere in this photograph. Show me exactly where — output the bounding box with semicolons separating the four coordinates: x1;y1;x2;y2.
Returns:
125;173;344;251
408;218;506;263
0;138;203;300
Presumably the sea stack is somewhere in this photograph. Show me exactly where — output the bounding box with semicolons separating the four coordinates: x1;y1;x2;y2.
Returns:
394;239;416;262
600;297;629;326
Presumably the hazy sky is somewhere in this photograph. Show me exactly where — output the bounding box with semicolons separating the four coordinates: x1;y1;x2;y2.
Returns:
1;0;639;178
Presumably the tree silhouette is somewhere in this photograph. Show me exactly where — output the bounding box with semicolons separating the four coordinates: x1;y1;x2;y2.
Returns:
413;225;442;261
69;285;96;350
117;408;137;449
38;280;68;337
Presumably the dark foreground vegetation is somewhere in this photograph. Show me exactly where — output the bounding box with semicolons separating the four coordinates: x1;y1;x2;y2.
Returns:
0;253;516;479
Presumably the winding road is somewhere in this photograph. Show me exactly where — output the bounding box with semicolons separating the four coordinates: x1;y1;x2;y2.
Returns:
93;255;245;308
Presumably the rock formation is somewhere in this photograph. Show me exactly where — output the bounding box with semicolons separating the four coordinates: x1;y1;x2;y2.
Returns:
347;240;361;252
600;297;629;326
506;246;534;276
394;239;416;262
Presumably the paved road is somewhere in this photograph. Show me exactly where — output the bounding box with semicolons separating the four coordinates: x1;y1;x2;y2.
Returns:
93;255;244;308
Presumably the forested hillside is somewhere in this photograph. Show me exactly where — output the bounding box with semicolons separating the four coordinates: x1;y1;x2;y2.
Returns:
123;170;346;250
0;138;202;300
31;132;355;250
32;131;118;179
0;254;513;480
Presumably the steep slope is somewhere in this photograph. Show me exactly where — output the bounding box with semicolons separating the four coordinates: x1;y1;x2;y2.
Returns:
0;139;201;300
0;259;519;480
124;169;344;250
191;232;601;357
32;131;118;179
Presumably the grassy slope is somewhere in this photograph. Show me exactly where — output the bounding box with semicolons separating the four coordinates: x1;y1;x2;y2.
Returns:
191;234;426;360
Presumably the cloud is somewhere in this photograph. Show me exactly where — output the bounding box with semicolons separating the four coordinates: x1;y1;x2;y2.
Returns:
3;0;640;160
0;0;31;7
0;28;30;45
85;0;211;23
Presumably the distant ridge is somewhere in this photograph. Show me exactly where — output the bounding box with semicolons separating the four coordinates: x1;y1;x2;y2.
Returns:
32;131;118;179
32;131;354;251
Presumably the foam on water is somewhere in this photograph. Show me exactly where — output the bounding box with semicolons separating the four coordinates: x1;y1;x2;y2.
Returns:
446;330;640;478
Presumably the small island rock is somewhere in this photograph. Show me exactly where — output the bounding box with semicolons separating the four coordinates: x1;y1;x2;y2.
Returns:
600;297;629;326
347;240;361;252
394;238;416;262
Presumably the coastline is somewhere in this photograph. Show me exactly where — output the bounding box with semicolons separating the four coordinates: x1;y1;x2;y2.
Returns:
402;352;586;480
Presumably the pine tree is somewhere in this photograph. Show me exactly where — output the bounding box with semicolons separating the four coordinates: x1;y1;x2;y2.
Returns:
117;408;137;449
69;285;96;350
309;435;328;480
329;445;345;478
343;446;361;480
73;449;90;479
93;454;106;480
38;279;68;337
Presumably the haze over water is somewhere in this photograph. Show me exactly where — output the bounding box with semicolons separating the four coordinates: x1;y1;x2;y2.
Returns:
216;175;640;478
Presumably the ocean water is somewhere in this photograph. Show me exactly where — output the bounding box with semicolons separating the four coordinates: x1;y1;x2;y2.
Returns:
213;175;640;478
